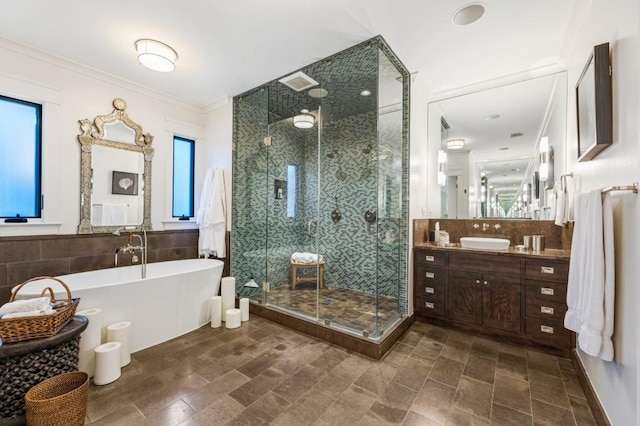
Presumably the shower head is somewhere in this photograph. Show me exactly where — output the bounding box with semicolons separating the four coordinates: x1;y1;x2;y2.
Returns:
326;150;336;159
362;144;372;155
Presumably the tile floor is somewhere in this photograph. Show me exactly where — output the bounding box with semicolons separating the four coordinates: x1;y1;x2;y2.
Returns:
252;285;400;334
85;317;598;425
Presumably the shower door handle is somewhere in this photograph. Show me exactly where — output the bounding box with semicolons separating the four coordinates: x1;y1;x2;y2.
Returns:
307;220;317;237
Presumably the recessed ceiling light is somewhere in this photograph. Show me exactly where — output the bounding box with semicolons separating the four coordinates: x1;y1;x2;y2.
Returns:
360;90;371;96
511;168;519;172
499;147;509;151
135;39;178;72
510;132;524;138
452;4;485;26
300;109;309;113
484;114;500;120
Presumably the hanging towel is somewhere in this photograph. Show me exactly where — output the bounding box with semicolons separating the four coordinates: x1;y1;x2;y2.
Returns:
564;189;615;361
547;183;558;220
197;168;227;258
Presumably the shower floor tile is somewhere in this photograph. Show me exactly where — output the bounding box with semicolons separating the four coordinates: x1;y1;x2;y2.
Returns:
263;285;400;334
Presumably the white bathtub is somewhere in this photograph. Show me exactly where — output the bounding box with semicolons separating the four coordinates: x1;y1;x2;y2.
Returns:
13;259;224;352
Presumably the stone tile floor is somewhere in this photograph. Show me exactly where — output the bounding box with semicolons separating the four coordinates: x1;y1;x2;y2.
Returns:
255;285;400;334
85;317;597;425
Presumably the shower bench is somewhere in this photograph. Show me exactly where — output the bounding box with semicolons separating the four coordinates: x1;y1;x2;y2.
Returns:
291;260;325;289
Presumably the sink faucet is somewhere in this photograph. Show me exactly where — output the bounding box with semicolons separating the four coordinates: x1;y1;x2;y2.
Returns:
113;225;148;278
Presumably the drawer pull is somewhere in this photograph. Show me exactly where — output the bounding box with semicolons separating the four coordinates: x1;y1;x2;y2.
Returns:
425;272;435;279
540;287;555;296
540;325;554;334
425;255;435;262
541;266;555;274
425;287;434;294
425;302;435;309
540;306;555;315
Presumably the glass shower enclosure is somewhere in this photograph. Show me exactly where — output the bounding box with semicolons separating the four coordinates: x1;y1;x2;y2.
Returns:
232;36;409;340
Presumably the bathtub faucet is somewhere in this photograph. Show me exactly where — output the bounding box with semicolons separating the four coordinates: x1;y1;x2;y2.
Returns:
113;225;148;279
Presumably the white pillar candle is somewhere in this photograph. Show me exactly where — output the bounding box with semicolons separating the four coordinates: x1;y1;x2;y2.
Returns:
106;321;132;367
93;342;122;386
76;308;102;378
239;298;249;322
225;308;241;329
221;277;236;321
210;296;222;328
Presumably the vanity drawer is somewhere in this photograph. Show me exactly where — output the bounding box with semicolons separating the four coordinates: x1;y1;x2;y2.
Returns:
415;266;446;285
526;260;569;282
525;280;567;304
525;296;567;321
449;252;521;275
415;250;446;267
524;316;572;348
415;294;445;318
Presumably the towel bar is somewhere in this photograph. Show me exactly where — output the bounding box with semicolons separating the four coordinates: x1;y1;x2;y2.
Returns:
601;182;638;194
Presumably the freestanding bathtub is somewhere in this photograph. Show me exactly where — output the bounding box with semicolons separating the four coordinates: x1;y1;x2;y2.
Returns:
13;259;224;352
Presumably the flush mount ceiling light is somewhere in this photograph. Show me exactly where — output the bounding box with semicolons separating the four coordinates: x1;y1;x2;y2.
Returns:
360;90;372;96
135;39;178;72
293;113;314;129
452;3;485;26
447;138;465;150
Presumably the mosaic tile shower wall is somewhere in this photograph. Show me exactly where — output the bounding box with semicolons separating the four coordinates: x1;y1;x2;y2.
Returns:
232;36;410;328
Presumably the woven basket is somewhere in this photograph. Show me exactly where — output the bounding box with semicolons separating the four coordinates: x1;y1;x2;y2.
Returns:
25;371;89;426
0;276;79;343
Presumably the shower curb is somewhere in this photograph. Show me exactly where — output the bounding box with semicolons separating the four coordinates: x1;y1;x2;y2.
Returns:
248;302;414;359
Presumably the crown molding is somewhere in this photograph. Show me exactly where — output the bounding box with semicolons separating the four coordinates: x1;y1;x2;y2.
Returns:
204;95;232;113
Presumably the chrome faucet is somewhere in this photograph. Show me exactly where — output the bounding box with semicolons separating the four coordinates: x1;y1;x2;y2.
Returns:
113;226;148;278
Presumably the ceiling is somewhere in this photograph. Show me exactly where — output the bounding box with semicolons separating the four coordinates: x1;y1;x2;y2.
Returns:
0;0;577;109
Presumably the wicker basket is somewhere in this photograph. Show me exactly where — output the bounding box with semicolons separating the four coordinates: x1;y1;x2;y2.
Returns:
25;371;89;426
0;276;79;343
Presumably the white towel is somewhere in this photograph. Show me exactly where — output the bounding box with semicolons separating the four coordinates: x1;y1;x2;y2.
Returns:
0;296;51;316
197;168;227;258
554;185;566;226
547;185;558;220
2;307;54;319
291;252;323;263
564;189;615;361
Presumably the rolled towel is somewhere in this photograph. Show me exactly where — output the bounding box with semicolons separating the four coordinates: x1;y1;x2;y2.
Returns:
291;252;323;263
0;296;51;316
2;307;54;319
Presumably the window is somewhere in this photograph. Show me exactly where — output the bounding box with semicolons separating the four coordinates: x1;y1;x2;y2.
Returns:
0;95;42;218
172;136;195;218
287;164;297;218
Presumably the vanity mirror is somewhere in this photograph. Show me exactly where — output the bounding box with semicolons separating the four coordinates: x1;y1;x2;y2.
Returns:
78;98;153;234
427;71;567;219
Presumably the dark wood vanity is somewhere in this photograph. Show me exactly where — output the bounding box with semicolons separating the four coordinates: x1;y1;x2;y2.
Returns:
414;245;573;356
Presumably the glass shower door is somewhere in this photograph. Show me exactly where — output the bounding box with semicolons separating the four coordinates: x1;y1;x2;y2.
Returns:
264;113;321;321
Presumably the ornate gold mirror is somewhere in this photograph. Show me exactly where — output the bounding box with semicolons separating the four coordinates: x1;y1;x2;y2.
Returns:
78;98;153;234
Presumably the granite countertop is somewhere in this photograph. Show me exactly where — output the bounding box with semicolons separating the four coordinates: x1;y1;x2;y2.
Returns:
414;243;571;260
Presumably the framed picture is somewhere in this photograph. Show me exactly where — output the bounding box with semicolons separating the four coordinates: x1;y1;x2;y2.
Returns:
576;42;612;162
112;171;138;195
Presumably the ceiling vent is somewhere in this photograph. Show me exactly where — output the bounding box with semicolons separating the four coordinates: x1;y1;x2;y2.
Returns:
279;71;319;92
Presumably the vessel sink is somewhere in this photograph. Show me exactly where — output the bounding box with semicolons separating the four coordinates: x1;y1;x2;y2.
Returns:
460;237;510;251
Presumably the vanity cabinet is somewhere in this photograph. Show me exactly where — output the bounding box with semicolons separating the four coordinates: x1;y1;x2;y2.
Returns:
448;253;521;333
414;248;571;355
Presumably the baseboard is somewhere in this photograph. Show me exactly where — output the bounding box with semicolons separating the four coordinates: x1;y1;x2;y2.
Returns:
571;349;611;426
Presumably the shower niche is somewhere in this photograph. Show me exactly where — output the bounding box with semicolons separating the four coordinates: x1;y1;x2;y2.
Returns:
232;36;409;343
